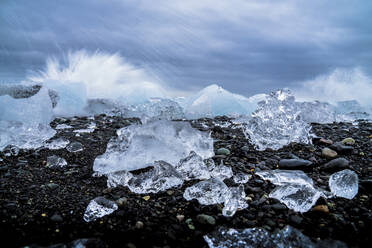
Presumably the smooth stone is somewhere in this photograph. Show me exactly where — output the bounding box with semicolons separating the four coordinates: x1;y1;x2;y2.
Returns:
322;148;338;158
46;183;59;190
312;205;329;213
341;138;355;145
330;142;354;154
196;214;216;225
319;138;333;145
321;158;350;171
216;148;230;156
278;159;312;169
51;214;63;222
135;221;144;229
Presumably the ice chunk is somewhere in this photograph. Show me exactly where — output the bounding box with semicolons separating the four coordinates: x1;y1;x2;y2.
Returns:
233;171;251;184
46;155;67;168
182;84;265;118
2;145;20;157
93;120;214;174
204;225;320;248
42;80;87;117
43;137;70;150
107;161;183;194
243;89;312;151
222;185;248;217
66;141;84;152
183;178;229;205
329;169;358;199
209;160;233;181
269;184;323;213
73;128;94;134
55;124;73;129
175;151;211;180
299;101;336;124
335;100;370;121
83;197;118;222
256;170;314;186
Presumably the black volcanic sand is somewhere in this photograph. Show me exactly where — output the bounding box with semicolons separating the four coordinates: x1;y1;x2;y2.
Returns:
0;115;371;248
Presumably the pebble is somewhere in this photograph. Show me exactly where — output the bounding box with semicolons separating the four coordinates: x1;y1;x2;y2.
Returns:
50;213;63;222
322;148;338;158
116;197;127;207
278;158;313;169
321;158;349;171
320;138;333;145
135;221;144;229
330;142;354;154
143;196;150;201
196;214;216;225
216;148;230;156
46;183;59;190
176;214;184;222
341;137;355;145
312;205;329;213
289;215;303;224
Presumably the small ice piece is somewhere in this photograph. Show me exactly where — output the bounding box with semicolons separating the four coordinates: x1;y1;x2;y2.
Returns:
125;161;184;194
269;184;323;213
46;155;67;168
209;160;233;181
204;225;318;248
55;124;73;129
256;170;314;186
83;197;118;222
66;141;84;152
233;171;251;184
175;151;211;180
243;89;312;151
93;120;214;174
183;178;229;205
222;185;248;217
107;170;133;188
329;169;358;199
3;145;19;157
44;137;70;150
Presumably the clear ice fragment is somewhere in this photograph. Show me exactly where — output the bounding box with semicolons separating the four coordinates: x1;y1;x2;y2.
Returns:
66;142;83;152
329;169;358;199
256;170;314;186
46;155;67;168
44;137;70;150
83;197;118;222
222;185;248;217
175;151;211;180
233;171;252;184
209;160;233;181
94;120;213;174
3;145;19;157
183;178;229;205
55;124;73;129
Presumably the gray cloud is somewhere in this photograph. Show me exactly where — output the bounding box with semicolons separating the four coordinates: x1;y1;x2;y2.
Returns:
1;0;371;95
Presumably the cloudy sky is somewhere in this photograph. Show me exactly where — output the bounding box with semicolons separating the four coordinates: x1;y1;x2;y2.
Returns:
1;0;372;95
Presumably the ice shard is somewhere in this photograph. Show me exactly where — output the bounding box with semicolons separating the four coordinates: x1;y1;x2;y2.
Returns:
43;137;70;150
243;89;312;151
329;169;358;199
209;160;234;181
66;141;84;152
222;185;248;217
233;171;252;184
83;197;118;222
256;170;314;186
46;155;67;168
93;120;214;174
175;151;211;181
183;178;229;205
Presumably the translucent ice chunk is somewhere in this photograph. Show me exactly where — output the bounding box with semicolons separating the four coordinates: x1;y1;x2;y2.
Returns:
83;197;118;222
66;141;84;152
329;169;358;199
243;89;312;151
299;101;336;124
94;120;214;174
256;170;314;186
106;170;133;188
233;171;252;184
73;128;94;133
269;184;323;213
209;160;233;181
46;155;67;168
204;225;320;248
222;185;248;217
2;145;20;157
175;151;211;180
55;124;73;129
183;178;229;205
44;137;70;150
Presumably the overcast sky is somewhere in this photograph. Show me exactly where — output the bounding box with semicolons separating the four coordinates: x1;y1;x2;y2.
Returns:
1;0;372;95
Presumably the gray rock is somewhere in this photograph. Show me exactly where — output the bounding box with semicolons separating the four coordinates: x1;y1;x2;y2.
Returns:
330;142;354;154
216;148;230;156
51;213;63;222
197;214;216;225
322;148;338;158
278;159;312;169
321;158;350;171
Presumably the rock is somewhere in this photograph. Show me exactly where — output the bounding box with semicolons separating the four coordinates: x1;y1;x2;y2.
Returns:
185;218;195;230
289;215;303;224
312;205;329;213
176;214;184;222
46;183;59;190
142;196;150;201
135;221;144;229
51;213;63;222
322;148;338;158
270;203;287;211
321;158;349;171
341;137;355;145
196;214;216;225
278;159;312;169
216;148;230;156
319;138;333;145
330;142;353;154
116;197;127;207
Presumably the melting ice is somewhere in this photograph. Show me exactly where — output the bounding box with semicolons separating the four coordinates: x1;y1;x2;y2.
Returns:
329;169;358;199
83;197;118;222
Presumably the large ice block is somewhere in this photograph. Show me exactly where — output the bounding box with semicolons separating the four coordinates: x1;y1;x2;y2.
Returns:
329;169;358;199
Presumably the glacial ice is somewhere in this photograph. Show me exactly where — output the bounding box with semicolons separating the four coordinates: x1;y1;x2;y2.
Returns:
299;101;337;124
204;225;345;248
46;155;67;168
329;169;358;199
66;141;84;152
83;197;118;222
256;170;323;212
183;178;230;205
175;151;211;181
222;185;248;217
43;137;70;150
209;160;234;181
233;171;252;184
93;120;214;174
243;89;312;151
181;84;265;118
